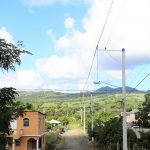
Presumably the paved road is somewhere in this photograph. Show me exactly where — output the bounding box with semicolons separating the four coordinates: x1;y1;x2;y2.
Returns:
59;129;92;150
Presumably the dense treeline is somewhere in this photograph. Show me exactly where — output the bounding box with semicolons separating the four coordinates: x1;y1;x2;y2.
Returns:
87;94;150;149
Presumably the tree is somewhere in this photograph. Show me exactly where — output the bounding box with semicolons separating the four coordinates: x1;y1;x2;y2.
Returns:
0;39;32;149
137;94;150;128
89;116;137;149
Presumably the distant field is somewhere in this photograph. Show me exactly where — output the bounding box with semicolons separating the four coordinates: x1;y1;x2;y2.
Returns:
16;91;145;115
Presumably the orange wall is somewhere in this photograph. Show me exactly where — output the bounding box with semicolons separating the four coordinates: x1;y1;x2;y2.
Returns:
38;113;46;135
14;111;45;137
9;111;46;150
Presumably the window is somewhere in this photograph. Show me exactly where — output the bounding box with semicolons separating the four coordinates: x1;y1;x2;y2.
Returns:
15;139;21;146
43;135;45;144
23;118;29;127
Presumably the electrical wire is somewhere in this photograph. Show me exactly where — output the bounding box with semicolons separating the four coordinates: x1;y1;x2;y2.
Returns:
105;0;126;48
96;0;114;49
83;0;114;91
100;81;120;88
127;61;150;87
105;50;122;66
126;72;150;98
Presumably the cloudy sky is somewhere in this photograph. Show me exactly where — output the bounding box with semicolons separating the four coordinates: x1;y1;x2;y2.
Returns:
0;0;150;91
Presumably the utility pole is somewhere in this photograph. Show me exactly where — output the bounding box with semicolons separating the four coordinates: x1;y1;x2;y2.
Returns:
66;111;68;119
80;108;82;124
122;48;127;150
82;91;85;133
97;48;128;150
90;93;94;142
83;92;86;133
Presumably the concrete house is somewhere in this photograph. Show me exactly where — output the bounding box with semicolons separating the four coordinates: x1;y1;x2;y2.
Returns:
9;111;46;150
126;110;139;123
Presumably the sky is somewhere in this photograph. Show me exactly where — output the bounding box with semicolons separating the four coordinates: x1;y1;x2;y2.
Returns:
0;0;150;92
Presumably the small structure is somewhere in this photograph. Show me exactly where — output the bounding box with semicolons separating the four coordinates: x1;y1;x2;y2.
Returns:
9;111;46;150
126;109;139;123
49;119;61;125
121;109;139;123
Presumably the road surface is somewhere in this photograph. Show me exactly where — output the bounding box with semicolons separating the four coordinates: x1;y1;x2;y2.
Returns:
58;129;93;150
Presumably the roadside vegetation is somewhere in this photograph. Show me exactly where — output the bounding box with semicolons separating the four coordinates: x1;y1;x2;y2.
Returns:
0;39;32;149
87;94;150;149
16;90;150;148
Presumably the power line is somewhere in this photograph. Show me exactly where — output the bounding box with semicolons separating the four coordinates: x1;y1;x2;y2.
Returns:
83;50;97;91
133;73;150;90
105;50;122;66
105;0;126;48
96;0;114;48
100;81;120;88
83;0;114;91
126;72;150;97
127;61;150;87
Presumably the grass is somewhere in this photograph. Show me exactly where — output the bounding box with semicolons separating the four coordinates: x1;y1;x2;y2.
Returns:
68;121;83;130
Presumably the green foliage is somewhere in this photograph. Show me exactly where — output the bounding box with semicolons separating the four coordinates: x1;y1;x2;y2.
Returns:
127;129;138;146
0;39;32;71
88;116;137;149
137;94;150;127
59;116;69;125
0;39;32;149
45;131;60;149
139;131;150;149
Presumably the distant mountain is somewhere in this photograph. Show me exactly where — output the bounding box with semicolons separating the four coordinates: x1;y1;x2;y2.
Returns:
95;86;143;94
147;90;150;93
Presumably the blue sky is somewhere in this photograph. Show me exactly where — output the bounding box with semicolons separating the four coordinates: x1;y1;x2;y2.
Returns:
0;0;150;92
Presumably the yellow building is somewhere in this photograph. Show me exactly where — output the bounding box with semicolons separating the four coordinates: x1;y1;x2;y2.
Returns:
9;111;46;150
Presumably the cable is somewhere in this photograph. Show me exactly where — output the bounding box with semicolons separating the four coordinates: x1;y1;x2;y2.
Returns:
96;0;114;49
100;81;120;88
127;61;150;87
105;0;126;48
83;0;114;91
126;72;150;98
83;50;97;91
105;50;122;66
97;49;99;81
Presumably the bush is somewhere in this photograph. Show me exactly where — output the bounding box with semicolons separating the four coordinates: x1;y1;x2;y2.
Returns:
45;131;60;150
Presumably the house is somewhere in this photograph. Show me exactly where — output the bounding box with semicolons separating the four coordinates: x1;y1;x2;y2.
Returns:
121;109;139;123
9;111;46;150
126;109;139;123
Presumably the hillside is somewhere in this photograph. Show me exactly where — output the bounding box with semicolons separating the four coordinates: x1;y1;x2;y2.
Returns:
16;91;81;103
16;90;145;110
16;86;146;103
95;86;143;94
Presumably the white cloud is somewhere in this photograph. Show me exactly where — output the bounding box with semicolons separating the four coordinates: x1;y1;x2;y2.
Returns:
0;27;14;43
36;55;86;79
105;70;131;80
0;70;43;89
2;0;149;90
42;0;150;90
22;0;91;7
64;17;75;29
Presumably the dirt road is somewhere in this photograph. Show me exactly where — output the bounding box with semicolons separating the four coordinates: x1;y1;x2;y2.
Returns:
58;129;93;150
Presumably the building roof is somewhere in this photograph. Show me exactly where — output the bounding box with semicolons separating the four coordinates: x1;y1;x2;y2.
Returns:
130;109;139;113
25;111;46;116
48;119;61;124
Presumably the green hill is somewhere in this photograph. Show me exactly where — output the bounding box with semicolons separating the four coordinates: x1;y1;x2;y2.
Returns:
16;91;145;112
